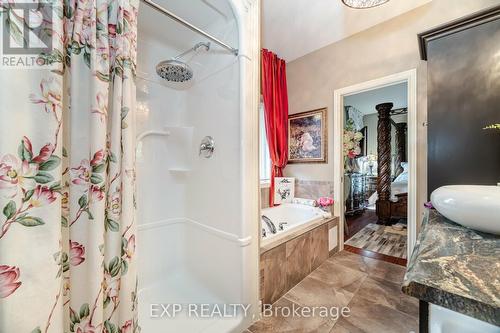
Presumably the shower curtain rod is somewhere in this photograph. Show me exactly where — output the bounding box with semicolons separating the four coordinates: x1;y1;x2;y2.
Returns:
140;0;239;56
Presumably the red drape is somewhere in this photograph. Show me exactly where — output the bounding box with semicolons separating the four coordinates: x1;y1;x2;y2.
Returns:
261;49;289;206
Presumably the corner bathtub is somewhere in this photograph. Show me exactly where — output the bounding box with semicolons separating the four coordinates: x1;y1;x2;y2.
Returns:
260;203;330;250
259;204;338;304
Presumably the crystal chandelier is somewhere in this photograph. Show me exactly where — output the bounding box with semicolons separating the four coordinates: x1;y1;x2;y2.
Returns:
342;0;389;9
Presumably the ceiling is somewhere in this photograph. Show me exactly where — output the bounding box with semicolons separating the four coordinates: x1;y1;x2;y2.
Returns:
344;82;408;115
262;0;432;62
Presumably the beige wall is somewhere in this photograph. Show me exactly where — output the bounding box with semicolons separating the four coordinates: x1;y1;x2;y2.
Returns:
283;0;500;222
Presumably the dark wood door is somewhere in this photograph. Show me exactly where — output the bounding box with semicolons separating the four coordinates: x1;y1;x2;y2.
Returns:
427;17;500;196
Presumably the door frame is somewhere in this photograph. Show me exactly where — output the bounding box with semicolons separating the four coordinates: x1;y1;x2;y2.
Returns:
333;69;418;261
229;0;261;329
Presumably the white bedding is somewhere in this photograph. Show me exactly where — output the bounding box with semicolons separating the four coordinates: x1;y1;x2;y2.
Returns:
368;162;408;208
367;164;409;206
368;181;408;206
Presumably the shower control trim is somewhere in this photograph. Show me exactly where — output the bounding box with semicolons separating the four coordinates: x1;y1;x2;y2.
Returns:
199;136;215;158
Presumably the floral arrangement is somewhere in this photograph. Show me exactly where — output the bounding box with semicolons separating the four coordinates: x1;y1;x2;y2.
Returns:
343;119;364;159
343;119;364;173
318;197;334;208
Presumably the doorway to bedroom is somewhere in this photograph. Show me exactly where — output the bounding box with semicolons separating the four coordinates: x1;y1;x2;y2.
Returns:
344;82;408;263
333;70;417;266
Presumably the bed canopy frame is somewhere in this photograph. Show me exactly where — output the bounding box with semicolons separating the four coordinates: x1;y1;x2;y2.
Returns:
375;102;408;225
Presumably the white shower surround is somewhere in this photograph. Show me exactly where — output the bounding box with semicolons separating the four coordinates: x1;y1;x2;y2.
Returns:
135;0;260;332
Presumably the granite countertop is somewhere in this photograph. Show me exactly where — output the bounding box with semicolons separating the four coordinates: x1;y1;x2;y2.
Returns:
402;209;500;326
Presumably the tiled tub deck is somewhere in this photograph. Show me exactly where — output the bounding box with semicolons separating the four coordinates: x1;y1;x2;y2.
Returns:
260;217;339;306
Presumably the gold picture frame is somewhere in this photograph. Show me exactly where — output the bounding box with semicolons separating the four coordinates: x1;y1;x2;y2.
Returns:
288;108;328;164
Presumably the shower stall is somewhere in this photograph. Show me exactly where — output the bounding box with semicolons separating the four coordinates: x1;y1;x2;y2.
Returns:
135;0;259;332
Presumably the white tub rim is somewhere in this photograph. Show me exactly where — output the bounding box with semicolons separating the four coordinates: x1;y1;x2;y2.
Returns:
260;203;332;252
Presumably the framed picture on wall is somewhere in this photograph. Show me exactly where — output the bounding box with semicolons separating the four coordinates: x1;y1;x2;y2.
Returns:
274;177;295;204
288;108;327;164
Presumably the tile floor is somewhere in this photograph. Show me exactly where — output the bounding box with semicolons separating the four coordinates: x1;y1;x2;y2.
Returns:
246;251;418;333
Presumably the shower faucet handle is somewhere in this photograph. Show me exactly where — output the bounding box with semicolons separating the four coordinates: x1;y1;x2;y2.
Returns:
278;222;288;231
199;136;215;158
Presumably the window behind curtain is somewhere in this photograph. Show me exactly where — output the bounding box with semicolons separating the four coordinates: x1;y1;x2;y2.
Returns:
259;102;271;183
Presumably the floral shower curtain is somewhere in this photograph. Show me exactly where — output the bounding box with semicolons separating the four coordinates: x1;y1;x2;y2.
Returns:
0;0;139;332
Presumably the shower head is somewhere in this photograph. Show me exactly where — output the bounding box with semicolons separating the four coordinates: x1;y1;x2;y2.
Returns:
155;42;210;83
156;60;193;82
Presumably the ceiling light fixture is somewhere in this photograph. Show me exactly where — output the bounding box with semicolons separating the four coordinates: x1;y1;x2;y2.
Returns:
341;0;389;9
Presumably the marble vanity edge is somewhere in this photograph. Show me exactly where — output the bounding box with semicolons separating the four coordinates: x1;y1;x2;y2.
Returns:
402;209;500;327
260;217;338;254
402;281;500;326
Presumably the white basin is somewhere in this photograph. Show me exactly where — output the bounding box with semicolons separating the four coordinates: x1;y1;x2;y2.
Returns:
430;185;500;235
429;304;500;333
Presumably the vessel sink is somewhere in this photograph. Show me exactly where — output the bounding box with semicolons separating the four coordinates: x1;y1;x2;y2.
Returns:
431;185;500;235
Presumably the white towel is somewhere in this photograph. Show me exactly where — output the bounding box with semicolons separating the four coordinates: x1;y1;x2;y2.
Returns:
321;211;332;219
291;197;318;207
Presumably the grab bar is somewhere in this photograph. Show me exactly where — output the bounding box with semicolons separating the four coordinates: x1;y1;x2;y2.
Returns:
137;130;171;142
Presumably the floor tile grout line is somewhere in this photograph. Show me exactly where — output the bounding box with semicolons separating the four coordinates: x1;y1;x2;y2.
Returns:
351;291;420;322
247;252;415;333
327;274;369;333
327;273;419;332
284;263;371;331
280;295;346;331
348;275;420;319
328;253;407;285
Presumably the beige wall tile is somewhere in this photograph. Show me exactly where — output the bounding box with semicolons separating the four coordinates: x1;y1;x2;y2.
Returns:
260;244;287;305
310;224;329;271
260;180;334;209
286;232;312;289
260;187;270;209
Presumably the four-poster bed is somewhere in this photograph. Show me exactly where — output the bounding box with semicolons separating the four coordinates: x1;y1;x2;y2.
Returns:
375;102;408;225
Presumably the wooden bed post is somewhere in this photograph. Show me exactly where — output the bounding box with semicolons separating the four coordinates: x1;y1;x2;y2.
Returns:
394;122;407;177
376;103;393;225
